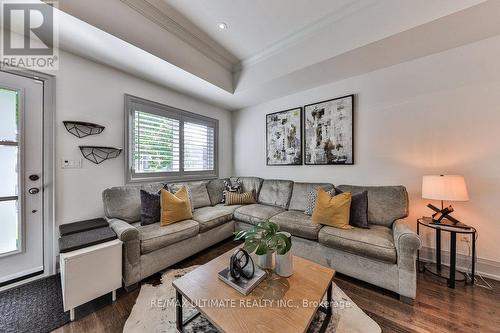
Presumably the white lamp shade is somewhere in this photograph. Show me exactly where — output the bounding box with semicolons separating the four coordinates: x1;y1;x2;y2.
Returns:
422;175;469;201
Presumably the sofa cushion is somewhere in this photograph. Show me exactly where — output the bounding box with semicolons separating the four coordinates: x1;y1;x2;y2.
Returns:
215;203;241;213
206;178;228;205
258;179;294;208
230;177;263;197
192;205;234;233
289;182;334;212
103;183;165;222
337;185;408;227
318;224;397;263
136;219;199;254
233;204;285;225
269;210;322;240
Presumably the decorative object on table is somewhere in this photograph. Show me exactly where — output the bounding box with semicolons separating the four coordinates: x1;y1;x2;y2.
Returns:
422;175;469;225
417;217;476;288
219;249;266;295
304;95;354;165
229;248;255;280
336;188;369;228
275;232;293;277
123;267;381;333
79;146;122;164
311;189;353;229
63;121;105;138
234;220;292;270
266;107;302;165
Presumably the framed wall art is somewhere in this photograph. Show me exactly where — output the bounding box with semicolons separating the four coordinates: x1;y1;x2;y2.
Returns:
304;94;354;165
266;107;302;165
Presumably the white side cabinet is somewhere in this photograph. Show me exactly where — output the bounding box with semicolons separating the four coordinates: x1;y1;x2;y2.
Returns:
60;239;122;321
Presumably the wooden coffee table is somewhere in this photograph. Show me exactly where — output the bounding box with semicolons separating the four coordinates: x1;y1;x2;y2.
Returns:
172;247;335;333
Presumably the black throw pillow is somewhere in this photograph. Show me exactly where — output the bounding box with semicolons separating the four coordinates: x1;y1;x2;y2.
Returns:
336;189;369;228
140;190;160;226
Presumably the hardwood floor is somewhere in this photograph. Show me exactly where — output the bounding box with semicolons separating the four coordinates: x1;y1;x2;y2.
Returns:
52;239;499;333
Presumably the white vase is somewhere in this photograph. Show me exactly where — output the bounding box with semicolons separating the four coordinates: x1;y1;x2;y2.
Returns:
255;252;274;269
275;233;293;277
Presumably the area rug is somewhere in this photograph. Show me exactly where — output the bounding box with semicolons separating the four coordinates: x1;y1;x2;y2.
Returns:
124;266;380;333
0;275;69;333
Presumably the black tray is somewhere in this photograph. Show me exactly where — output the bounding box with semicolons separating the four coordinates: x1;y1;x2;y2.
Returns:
59;218;108;236
59;227;117;253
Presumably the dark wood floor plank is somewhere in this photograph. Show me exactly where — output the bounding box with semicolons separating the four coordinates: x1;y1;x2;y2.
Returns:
52;239;499;333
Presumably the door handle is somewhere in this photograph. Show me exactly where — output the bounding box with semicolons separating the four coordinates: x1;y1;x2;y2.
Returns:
28;188;40;195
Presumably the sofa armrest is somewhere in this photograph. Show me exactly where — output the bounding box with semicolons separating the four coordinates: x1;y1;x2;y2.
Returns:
393;218;421;302
107;218;139;242
106;218;141;286
393;218;421;253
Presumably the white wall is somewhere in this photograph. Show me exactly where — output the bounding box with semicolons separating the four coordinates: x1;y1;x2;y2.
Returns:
232;35;500;265
54;51;233;230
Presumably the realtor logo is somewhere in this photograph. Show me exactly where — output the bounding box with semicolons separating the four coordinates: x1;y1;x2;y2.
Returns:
1;1;59;70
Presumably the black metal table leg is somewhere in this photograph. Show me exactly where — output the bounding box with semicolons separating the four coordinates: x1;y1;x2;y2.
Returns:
417;222;421;272
436;229;441;271
471;231;476;285
176;290;183;333
449;232;456;288
318;281;333;316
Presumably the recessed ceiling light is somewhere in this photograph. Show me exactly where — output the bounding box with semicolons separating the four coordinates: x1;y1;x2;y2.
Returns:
217;22;228;30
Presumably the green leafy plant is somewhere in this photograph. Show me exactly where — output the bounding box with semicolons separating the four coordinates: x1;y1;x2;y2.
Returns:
234;220;291;255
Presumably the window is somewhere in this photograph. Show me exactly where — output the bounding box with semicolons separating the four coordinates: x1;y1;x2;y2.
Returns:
125;95;218;183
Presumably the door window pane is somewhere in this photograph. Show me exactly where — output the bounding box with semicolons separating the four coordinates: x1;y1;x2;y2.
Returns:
0;200;19;254
0;88;18;142
0;146;18;197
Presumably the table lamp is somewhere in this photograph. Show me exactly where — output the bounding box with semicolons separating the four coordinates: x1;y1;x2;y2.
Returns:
422;175;469;225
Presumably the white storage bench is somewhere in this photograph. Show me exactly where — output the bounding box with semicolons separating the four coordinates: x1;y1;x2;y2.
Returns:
60;239;122;321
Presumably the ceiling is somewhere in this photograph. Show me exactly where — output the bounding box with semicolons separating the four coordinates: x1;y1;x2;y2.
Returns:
52;0;498;110
162;0;360;60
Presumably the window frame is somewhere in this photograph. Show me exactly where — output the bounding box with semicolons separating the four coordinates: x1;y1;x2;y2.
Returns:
125;94;218;183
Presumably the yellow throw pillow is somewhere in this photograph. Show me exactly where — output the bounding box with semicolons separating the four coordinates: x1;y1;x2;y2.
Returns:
311;189;353;229
160;186;193;226
225;191;256;205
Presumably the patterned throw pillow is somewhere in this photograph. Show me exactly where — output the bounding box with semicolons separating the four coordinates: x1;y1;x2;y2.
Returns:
225;191;256;205
221;178;242;203
304;188;335;215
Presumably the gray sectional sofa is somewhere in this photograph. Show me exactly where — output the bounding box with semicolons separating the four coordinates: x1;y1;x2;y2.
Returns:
102;177;421;303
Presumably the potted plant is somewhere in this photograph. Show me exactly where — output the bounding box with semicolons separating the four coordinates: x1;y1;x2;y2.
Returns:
234;220;292;271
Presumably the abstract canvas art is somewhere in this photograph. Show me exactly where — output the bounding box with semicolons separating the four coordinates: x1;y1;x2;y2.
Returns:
266;107;302;165
304;95;354;165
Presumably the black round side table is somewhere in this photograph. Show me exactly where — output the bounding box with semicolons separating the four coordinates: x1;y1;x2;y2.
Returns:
417;217;476;288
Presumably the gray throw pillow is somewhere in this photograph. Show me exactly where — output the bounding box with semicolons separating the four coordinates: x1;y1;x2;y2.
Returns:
140;190;160;225
336;188;369;228
304;188;335;215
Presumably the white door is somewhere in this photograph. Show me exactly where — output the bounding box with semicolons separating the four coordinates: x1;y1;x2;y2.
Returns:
0;71;44;285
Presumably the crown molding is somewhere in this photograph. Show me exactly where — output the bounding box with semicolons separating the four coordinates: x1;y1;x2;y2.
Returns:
120;0;237;71
234;0;377;72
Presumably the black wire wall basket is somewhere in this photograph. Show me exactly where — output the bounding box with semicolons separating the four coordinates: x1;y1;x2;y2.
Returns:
63;121;105;138
79;146;122;164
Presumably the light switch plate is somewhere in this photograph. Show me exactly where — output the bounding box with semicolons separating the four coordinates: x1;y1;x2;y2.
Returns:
61;158;82;169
